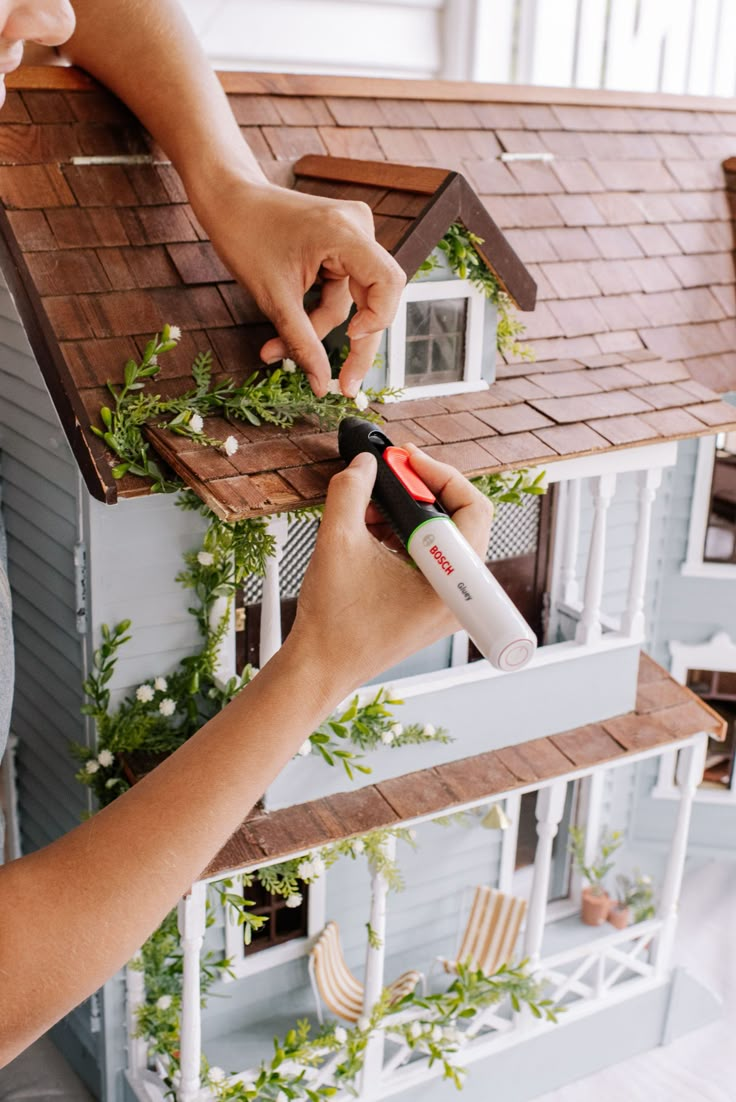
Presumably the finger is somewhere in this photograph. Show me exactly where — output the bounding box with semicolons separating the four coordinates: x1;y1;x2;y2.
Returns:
339;330;383;397
260;277;353;366
325;238;404;341
321;452;377;535
267;296;333;397
405;444;493;552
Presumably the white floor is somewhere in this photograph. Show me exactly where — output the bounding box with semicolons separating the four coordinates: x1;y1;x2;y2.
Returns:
2;858;734;1102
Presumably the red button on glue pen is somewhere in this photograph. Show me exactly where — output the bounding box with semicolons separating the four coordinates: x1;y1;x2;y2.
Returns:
383;446;435;503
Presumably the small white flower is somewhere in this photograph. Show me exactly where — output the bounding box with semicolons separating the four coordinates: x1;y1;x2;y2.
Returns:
208;1067;226;1084
297;859;315;880
85;760;99;775
223;435;239;457
154;677;168;693
354;390;369;412
275;1092;288;1102
148;353;158;366
189;412;204;434
380;730;394;745
97;749;114;768
357;1015;370;1032
333;1026;348;1045
325;379;341;394
641;874;652;884
409;1021;422;1040
281;358;297;373
136;684;154;704
431;1024;443;1043
390;723;403;738
285;893;303;909
169;325;182;342
171;1071;181;1088
297;738;313;757
237;1073;256;1088
159;698;176;717
422;723;436;737
352;838;365;855
156;995;172;1011
444;1026;461;1044
310;856;325;877
197;550;215;567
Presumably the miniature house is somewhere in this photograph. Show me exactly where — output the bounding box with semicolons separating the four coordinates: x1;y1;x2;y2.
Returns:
1;67;736;1102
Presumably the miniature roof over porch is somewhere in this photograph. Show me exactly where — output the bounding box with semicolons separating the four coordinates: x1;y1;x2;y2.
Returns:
1;68;736;518
202;653;725;881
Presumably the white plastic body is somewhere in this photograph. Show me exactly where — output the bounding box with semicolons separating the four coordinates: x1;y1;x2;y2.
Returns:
407;515;537;671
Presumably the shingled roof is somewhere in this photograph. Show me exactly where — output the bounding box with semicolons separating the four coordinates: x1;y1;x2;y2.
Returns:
203;654;725;879
1;68;736;518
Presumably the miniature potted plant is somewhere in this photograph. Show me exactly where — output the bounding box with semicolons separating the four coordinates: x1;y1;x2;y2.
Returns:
610;871;655;929
568;826;622;926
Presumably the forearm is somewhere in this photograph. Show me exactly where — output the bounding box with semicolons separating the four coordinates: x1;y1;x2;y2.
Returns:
61;0;267;193
0;640;337;1065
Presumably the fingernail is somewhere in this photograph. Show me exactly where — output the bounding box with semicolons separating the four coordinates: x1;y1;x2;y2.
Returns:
263;355;282;365
351;452;377;472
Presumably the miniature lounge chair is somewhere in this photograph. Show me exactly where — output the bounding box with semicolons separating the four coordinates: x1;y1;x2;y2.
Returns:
309;921;424;1024
435;885;527;977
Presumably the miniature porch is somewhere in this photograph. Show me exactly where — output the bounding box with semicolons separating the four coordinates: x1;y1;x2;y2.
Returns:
123;655;723;1102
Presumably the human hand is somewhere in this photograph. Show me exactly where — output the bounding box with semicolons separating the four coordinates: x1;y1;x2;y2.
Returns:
188;173;406;399
285;446;493;702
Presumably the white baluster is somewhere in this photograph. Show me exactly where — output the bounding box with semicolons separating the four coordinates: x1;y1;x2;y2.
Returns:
622;467;663;639
126;954;149;1074
523;781;568;966
497;793;521;895
653;737;707;977
177;882;207;1102
576;474;616;646
208;595;234;685
559;479;581;607
259;516;289;667
360;835;395;1096
450;630;470;666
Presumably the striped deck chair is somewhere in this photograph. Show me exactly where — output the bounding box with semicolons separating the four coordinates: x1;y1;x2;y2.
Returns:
309;921;423;1024
438;886;527;977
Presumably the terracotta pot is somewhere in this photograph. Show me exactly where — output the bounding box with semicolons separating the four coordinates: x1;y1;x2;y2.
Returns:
608;904;631;930
581;887;611;926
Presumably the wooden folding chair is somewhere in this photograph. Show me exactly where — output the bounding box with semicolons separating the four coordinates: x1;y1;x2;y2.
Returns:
436;885;527;977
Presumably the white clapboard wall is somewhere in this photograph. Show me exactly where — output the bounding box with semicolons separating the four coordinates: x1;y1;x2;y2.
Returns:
180;0;736;97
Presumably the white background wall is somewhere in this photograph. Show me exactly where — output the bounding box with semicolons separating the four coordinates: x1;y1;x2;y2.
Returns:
180;0;736;96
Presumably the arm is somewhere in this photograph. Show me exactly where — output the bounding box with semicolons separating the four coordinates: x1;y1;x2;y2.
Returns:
0;450;492;1065
60;0;406;397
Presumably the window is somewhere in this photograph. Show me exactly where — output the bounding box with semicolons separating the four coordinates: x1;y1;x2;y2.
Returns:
513;781;580;910
686;667;736;791
243;880;310;956
683;428;736;578
704;432;736;564
387;278;488;398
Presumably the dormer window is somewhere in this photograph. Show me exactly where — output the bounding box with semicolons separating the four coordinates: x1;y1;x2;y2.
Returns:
387;278;489;399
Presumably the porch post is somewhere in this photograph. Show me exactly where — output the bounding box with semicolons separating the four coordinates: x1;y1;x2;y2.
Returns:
177;881;207;1102
259;516;289;667
576;474;616;646
654;737;707;977
622;467;662;639
523;781;568;966
126;953;148;1075
560;479;581;606
360;835;395;1095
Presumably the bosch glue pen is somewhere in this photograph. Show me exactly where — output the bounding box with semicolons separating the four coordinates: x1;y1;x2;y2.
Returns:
338;418;537;672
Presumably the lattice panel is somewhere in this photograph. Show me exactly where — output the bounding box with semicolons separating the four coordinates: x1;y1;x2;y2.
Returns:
241;517;320;605
487;496;540;562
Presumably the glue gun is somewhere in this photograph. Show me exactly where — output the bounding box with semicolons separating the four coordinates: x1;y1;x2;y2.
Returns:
338;418;537;672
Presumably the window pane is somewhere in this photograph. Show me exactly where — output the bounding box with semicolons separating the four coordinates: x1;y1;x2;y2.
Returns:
406;338;430;378
704;432;736;564
430;298;467;335
406;299;431;336
431;334;465;380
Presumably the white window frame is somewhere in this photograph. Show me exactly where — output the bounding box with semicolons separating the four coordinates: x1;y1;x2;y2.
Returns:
652;631;736;804
387;277;488;399
222;874;327;981
681;434;736;580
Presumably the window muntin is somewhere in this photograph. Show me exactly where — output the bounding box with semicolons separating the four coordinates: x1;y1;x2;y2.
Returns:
404;298;468;387
703;432;736;564
242;879;310;956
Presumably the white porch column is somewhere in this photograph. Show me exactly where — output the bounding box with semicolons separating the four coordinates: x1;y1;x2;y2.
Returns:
559;479;581;606
622;467;662;638
259;515;289;667
576;474;616;646
360;835;395;1095
450;629;470;666
523;781;568;966
126;953;149;1075
177;882;207;1102
497;793;522;895
654;737;707;977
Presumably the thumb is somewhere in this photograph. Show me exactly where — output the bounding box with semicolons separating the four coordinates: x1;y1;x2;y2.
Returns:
321;452;377;534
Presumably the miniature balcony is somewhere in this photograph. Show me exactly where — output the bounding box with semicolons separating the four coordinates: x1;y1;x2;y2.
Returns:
264;441;678;811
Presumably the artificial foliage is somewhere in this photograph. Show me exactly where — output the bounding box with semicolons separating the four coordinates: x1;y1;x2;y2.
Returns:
568;826;623;897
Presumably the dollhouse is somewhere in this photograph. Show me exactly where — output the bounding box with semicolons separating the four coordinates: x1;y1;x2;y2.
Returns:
1;67;736;1102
